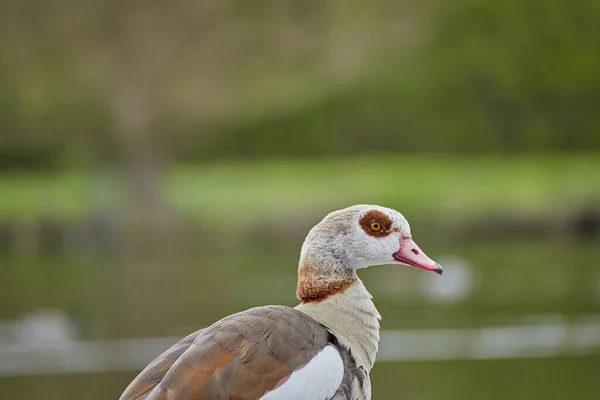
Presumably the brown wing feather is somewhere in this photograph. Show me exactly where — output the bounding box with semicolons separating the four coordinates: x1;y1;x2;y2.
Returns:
120;306;332;400
119;330;203;400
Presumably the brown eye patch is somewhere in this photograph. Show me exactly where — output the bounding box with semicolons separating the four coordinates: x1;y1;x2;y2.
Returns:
359;210;394;238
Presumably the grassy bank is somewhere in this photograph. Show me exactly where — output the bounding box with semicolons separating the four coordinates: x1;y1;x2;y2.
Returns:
0;154;598;225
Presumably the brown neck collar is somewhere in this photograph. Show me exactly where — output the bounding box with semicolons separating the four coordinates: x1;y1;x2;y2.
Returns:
296;261;357;303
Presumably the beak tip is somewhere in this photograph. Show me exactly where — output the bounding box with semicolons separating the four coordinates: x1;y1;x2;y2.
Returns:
434;263;444;275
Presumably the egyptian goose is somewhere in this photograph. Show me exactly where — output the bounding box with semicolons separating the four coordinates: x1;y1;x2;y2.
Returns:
120;205;442;400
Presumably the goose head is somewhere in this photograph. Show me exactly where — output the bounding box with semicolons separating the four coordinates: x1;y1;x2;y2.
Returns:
297;204;442;303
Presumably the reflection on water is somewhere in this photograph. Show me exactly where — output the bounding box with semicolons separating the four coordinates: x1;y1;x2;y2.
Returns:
1;237;599;399
419;255;474;301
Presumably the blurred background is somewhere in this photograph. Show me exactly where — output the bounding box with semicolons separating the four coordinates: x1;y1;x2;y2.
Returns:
1;1;600;398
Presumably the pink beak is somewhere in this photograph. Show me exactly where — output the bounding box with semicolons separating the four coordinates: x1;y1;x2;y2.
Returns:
393;236;443;275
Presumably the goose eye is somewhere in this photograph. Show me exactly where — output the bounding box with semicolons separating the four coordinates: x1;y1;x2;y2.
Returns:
370;222;381;232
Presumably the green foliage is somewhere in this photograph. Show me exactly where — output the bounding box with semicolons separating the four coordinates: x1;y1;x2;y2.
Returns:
204;0;600;158
211;0;600;156
1;0;599;167
416;0;600;150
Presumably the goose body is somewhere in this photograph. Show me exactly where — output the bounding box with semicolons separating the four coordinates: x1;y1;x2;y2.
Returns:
120;205;442;400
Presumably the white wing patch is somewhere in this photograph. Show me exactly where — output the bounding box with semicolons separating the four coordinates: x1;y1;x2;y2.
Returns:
261;345;344;400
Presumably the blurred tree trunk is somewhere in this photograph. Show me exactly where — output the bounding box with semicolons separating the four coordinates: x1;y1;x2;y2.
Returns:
112;0;173;246
109;0;179;338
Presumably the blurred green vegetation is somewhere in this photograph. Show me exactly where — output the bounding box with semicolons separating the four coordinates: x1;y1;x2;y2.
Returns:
217;0;600;158
1;0;599;169
0;154;599;224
